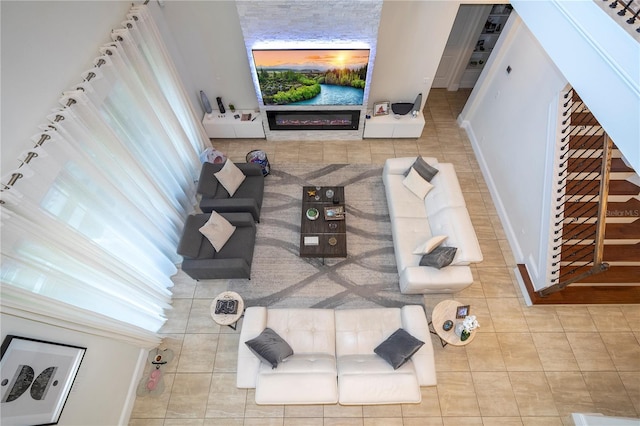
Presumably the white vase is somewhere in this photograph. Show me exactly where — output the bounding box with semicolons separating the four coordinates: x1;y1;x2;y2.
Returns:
454;322;465;337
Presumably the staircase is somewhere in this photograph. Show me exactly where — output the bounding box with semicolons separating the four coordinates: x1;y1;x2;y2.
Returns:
520;88;640;304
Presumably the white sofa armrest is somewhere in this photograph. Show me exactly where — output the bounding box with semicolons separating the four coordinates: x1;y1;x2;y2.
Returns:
401;305;437;386
237;306;267;388
400;266;474;294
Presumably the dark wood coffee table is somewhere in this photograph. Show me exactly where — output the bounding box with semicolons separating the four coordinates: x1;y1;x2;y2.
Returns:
299;186;347;260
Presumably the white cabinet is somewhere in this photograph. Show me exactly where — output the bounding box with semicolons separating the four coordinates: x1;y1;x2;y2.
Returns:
363;111;425;138
202;111;265;139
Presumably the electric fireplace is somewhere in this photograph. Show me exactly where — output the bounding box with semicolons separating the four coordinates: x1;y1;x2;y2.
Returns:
266;110;361;131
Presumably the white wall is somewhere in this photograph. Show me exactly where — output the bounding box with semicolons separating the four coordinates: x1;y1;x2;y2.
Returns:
459;15;567;290
369;1;460;107
1;314;144;425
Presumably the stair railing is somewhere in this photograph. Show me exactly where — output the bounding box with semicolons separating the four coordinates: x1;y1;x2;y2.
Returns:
601;0;640;33
539;88;611;297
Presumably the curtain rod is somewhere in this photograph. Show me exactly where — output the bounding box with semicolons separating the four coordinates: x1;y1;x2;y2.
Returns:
1;58;108;197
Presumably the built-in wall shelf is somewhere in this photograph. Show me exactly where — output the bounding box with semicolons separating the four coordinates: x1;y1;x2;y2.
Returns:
202;111;265;139
363;112;425;138
460;4;513;88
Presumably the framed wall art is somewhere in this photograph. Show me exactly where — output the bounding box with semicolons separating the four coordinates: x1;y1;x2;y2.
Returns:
0;335;86;425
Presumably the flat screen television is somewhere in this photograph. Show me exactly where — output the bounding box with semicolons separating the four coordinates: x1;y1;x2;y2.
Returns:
252;48;370;106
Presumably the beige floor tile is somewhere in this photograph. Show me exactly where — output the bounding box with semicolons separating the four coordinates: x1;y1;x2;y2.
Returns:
555;306;598;332
204;419;244;426
479;418;524;426
244;418;284;426
465;333;506;371
478;267;518;298
520;418;563;426
531;332;580;372
472;371;520;416
400;386;441;417
161;299;193;333
362;403;402;417
544;371;595;418
497;333;543;371
166;373;212;419
509;372;559;416
522;307;564;332
565;332;615;371
284;405;324;418
587;306;632;332
600;332;640;372
403;418;445;426
618;371;640;413
471;215;497;240
436;371;481;417
363;418;403;426
177;334;219;373
323;419;363;426
244;389;285;417
193;280;229;299
205;372;246;418
186;298;218;333
213;332;240;372
621;305;640;330
433;337;472;371
283;418;323;426
486;297;528;332
163;419;204;426
128;419;165;426
583;371;637;417
323;403;363;418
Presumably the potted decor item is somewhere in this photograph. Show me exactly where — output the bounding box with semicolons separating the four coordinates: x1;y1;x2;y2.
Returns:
454;315;479;341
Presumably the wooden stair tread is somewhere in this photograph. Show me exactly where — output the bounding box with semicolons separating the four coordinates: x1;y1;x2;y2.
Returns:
560;242;640;262
566;179;640;195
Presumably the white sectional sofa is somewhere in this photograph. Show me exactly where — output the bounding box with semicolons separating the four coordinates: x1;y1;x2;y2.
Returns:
237;305;436;405
382;157;483;294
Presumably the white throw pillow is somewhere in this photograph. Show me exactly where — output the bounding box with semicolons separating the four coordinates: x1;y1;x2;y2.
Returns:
413;235;447;255
214;160;246;196
199;211;236;252
402;167;434;199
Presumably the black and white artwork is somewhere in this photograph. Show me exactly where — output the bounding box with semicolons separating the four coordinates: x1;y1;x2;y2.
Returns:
1;335;86;425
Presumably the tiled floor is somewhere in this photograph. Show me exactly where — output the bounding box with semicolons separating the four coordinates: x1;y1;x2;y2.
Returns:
129;89;640;426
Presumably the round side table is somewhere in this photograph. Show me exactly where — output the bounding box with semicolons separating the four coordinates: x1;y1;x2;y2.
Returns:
430;299;476;347
210;291;244;330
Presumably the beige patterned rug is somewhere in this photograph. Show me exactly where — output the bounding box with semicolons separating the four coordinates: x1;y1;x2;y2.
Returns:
225;163;423;309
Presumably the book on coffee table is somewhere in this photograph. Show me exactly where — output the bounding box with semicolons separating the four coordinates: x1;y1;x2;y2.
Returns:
324;206;345;220
215;299;238;315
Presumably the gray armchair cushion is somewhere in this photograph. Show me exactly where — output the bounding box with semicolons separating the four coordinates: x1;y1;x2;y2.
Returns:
177;212;257;280
197;162;265;221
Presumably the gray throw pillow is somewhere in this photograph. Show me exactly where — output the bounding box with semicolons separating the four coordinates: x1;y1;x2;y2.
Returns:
404;156;439;182
374;328;425;370
245;328;293;369
419;246;457;269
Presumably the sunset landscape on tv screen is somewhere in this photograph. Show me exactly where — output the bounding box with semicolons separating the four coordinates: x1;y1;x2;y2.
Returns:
252;49;370;106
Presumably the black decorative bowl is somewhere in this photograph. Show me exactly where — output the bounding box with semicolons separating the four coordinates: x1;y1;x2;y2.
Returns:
442;320;454;331
391;102;413;115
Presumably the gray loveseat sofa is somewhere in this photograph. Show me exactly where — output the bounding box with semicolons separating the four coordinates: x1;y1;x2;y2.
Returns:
177;212;256;280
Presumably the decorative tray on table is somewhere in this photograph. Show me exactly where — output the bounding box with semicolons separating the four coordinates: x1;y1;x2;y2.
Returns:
324;206;345;221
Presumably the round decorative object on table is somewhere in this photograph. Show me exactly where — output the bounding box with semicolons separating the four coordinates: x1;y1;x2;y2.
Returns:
306;208;319;221
328;222;338;230
328;237;338;246
454;321;465;337
442;320;453;331
211;291;244;330
326;189;334;199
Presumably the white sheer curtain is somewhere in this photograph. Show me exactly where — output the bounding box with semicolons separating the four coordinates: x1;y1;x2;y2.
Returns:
0;5;208;345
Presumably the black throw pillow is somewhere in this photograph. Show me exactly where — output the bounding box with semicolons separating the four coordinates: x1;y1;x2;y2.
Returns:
404;157;439;182
374;328;425;369
245;328;293;369
419;246;457;269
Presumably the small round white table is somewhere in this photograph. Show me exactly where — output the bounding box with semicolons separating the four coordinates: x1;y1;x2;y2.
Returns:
210;291;244;330
429;299;476;347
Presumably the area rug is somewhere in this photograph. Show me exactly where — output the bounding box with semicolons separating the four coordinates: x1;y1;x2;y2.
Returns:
225;163;423;309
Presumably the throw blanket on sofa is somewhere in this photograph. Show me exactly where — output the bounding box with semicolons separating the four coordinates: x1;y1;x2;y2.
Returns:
226;163;423;309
